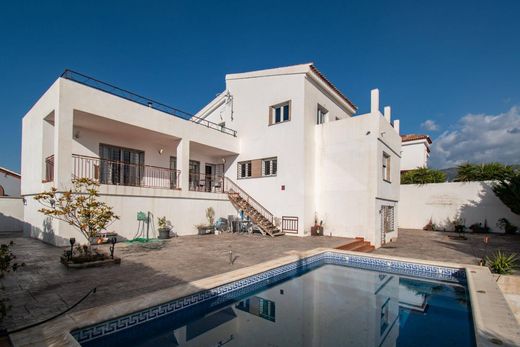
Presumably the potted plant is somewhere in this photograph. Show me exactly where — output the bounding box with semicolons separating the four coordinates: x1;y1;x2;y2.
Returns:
157;216;171;239
196;207;216;235
311;214;324;236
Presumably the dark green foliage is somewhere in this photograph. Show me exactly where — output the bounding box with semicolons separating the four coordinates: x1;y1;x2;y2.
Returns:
493;173;520;215
401;167;447;184
496;218;519;234
455;162;516;182
485;251;518;274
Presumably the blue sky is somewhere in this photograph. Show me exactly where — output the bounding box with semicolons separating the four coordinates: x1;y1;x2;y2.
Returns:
1;0;519;171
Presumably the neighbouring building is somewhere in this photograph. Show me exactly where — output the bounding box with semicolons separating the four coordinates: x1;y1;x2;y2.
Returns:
21;63;401;247
0;167;21;197
400;134;431;171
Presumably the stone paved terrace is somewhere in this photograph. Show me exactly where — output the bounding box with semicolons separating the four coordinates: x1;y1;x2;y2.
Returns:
0;231;355;333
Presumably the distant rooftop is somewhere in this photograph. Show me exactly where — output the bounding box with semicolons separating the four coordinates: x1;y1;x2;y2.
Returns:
401;134;432;144
0;167;21;178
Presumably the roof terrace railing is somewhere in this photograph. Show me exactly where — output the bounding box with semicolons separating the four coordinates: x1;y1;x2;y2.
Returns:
60;69;237;137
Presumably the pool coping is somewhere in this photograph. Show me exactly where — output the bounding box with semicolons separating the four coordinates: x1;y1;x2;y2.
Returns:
9;248;520;347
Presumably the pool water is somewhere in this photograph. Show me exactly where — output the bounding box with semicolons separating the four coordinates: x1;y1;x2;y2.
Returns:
81;263;475;347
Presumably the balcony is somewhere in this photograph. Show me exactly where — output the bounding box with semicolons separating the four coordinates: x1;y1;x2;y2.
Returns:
72;154;180;190
61;70;237;137
189;172;225;193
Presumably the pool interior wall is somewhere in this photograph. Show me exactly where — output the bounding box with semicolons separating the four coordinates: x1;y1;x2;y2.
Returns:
73;252;475;347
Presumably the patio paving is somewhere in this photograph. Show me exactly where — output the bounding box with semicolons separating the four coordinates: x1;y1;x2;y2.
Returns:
374;228;520;267
0;231;354;332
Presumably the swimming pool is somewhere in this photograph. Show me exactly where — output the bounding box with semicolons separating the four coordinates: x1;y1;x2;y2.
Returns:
72;252;475;346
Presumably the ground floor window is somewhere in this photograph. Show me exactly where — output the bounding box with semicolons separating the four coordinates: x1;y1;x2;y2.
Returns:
382;205;395;233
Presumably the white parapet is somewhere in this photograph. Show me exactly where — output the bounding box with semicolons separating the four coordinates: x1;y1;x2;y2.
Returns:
370;89;379;114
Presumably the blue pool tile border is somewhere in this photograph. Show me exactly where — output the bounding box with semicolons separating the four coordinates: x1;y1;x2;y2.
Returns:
71;252;466;344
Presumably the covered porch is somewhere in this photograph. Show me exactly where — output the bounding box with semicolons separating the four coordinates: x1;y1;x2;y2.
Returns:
43;110;238;193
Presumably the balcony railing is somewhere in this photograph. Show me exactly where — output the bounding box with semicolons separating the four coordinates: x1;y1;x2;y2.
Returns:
72;154;180;190
61;69;237;137
189;173;224;193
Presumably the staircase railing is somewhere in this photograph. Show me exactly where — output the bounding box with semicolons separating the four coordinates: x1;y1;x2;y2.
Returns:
224;177;274;225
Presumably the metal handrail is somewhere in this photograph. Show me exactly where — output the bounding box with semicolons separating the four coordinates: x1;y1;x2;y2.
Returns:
72;154;180;190
60;69;237;137
224;177;274;224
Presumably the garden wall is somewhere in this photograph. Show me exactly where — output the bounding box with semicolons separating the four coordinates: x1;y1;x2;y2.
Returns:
399;181;520;232
0;196;24;231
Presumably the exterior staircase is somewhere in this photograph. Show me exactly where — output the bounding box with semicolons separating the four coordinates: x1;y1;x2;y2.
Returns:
225;178;284;237
335;237;375;253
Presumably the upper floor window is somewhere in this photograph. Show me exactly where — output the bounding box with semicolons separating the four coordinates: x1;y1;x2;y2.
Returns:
238;161;252;179
270;101;290;125
317;105;328;124
382;152;391;182
262;158;277;177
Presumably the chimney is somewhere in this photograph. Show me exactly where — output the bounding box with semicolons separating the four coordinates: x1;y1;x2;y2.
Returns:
370;89;379;114
384;106;391;122
393;119;400;134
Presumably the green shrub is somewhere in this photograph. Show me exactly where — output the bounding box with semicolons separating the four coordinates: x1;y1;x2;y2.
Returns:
485;251;518;274
496;218;519;234
401;167;447;184
455;162;516;182
493;173;520;215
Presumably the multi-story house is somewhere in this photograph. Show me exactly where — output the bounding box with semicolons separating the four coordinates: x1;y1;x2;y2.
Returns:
21;63;401;247
400;134;432;171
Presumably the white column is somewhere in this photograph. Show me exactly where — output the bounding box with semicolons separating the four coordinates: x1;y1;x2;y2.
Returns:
176;139;190;191
53;105;74;190
370;89;379;115
384;106;391;122
393;119;400;134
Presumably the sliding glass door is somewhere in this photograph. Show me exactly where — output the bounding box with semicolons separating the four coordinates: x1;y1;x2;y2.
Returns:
99;144;144;186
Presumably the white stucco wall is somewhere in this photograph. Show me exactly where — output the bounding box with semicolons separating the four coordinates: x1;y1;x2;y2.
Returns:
401;140;429;171
0;172;21;197
399;181;520;232
24;190;236;246
0;197;24;231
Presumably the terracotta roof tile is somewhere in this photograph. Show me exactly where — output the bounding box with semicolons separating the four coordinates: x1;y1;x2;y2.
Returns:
309;65;357;110
401;134;432;144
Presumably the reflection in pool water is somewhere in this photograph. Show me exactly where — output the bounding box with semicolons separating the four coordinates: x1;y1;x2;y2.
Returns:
82;264;475;347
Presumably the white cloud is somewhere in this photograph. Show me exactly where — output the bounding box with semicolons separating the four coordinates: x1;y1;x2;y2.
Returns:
421;119;439;131
430;106;520;168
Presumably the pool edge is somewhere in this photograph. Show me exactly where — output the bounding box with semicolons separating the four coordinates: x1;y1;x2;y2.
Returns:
9;248;520;347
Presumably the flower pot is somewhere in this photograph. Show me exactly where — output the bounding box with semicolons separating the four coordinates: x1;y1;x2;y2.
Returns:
158;228;171;239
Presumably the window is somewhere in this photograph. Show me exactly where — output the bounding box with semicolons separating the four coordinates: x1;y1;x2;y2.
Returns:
382;152;391;182
262;158;277;176
238;161;252;179
189;160;200;188
99;144;144;186
317;104;328;125
270;101;290;125
382;206;395;233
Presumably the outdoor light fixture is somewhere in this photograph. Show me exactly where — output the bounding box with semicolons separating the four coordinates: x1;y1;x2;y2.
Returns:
159;148;164;155
109;237;117;259
69;237;76;261
22;197;27;206
50;198;56;208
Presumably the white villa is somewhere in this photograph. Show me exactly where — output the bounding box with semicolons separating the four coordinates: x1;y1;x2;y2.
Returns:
21;63;401;248
400;134;431;171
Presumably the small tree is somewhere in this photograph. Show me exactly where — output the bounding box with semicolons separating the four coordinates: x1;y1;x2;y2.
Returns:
34;178;119;245
401;167;446;184
493;173;520;215
455;162;516;182
206;207;215;226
